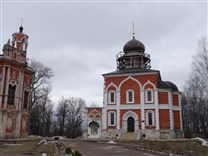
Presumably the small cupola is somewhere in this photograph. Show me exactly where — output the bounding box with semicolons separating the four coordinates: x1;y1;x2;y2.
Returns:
12;25;29;52
123;36;145;53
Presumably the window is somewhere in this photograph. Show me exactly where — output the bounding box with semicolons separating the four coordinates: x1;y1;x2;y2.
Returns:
110;113;114;125
7;85;16;105
126;90;134;103
24;91;29;108
146;111;154;126
109;91;115;104
108;111;116;126
146;89;153;103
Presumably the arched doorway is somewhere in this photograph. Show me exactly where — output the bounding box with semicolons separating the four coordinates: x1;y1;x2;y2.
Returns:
127;117;135;132
89;121;99;135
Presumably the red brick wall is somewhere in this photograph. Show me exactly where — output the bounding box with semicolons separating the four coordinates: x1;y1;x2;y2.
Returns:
173;94;179;106
87;107;102;115
158;92;168;104
159;110;170;129
120;79;140;104
174;111;181;129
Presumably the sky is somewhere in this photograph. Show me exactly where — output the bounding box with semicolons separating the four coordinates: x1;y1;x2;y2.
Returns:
0;0;207;106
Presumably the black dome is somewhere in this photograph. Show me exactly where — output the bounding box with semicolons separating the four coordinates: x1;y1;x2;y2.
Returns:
123;36;145;53
158;81;179;91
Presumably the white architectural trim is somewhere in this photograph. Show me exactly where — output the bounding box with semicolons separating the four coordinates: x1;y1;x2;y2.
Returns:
145;110;155;126
108;111;116;126
108;90;116;104
104;72;158;78
88;109;102;118
145;89;154;103
168;92;174;130
122;110;139;132
144;105;155;109
88;121;101;138
179;93;183;130
158;104;170;109
154;89;160;130
116;90;120;129
141;89;145;129
143;80;156;89
106;82;118;92
173;106;181;110
4;67;10;108
126;89;134;103
0;67;5;107
118;76;142;90
120;104;141;109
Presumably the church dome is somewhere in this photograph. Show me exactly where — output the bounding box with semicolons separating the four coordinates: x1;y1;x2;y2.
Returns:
123;36;145;53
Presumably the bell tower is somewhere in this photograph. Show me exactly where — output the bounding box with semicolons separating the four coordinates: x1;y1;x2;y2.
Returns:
3;25;29;63
12;25;29;52
116;29;151;70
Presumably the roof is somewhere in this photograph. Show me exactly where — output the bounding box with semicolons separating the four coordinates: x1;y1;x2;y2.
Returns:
158;81;179;91
123;36;145;53
103;68;160;77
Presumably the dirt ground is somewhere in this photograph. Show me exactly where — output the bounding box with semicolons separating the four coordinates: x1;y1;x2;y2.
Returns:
0;138;208;156
0;139;55;156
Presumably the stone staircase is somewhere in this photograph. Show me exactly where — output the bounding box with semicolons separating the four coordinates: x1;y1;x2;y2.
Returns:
119;132;138;141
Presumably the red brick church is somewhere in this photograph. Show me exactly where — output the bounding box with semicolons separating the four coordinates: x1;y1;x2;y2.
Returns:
0;26;33;138
84;32;183;140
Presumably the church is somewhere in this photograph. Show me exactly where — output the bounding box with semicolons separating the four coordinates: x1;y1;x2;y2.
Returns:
0;26;33;138
84;32;183;140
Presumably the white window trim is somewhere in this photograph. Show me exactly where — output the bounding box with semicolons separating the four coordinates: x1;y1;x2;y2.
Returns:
126;89;134;103
108;90;115;104
108;111;116;126
145;89;153;103
146;110;155;126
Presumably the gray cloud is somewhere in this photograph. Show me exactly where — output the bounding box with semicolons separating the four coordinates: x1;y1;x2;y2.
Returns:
1;1;207;105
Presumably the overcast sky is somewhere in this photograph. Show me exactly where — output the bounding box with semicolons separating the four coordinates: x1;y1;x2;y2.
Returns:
0;0;207;106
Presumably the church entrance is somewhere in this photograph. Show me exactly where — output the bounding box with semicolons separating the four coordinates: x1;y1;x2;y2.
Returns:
127;116;135;132
89;121;99;135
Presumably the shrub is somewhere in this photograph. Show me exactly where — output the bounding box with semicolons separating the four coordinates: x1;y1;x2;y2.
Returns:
54;137;59;140
73;150;82;156
65;147;72;154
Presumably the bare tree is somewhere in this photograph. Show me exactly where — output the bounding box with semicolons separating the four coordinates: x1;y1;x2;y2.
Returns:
29;59;54;135
182;37;208;138
56;97;69;136
55;97;85;138
30;87;54;136
66;97;85;138
29;59;53;108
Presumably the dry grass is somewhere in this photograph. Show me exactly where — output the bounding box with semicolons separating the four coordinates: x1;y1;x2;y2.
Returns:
0;139;55;156
134;140;208;156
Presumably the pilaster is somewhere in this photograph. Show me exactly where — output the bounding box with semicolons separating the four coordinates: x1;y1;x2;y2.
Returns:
116;89;120;129
141;89;145;129
154;89;160;130
102;91;107;129
179;93;183;130
0;66;5;107
168;91;174;130
4;67;10;108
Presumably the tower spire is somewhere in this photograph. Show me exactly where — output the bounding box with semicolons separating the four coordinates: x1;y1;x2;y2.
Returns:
132;22;135;38
19;18;24;33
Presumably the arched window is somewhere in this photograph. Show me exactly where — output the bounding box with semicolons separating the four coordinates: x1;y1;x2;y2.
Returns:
23;91;29;108
108;111;116;126
145;89;153;103
8;84;16;105
126;90;134;103
108;91;115;104
146;111;154;126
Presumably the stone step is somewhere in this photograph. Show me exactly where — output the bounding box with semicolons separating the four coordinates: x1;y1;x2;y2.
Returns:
120;132;138;141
